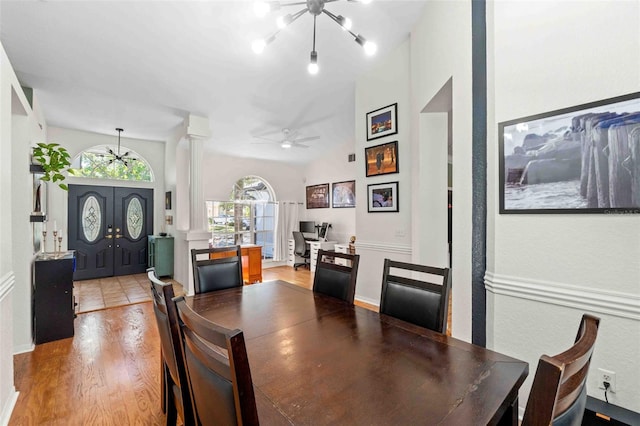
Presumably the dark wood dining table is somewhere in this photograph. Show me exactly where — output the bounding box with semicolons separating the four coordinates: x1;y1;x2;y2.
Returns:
184;280;528;425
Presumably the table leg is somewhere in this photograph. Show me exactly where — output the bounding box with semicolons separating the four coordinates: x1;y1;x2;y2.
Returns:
496;396;519;426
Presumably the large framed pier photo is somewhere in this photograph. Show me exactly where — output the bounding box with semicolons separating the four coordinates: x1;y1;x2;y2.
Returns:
499;92;640;214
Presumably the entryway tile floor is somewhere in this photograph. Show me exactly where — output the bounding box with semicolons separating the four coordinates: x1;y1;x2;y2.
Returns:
74;273;184;314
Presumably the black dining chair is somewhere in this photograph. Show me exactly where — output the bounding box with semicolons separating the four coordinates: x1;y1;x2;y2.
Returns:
522;314;600;426
174;296;260;426
292;231;310;270
147;268;194;426
379;259;451;334
191;246;244;294
312;249;360;304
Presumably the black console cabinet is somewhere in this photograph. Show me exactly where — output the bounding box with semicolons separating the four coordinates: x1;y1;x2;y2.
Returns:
33;252;75;344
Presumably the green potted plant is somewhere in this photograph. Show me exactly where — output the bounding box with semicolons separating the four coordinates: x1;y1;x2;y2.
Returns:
32;142;76;190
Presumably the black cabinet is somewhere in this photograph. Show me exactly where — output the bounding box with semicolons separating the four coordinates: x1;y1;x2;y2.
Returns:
33;252;75;344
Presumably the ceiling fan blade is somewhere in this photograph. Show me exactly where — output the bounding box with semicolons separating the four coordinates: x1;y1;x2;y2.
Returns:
293;144;309;149
294;135;320;143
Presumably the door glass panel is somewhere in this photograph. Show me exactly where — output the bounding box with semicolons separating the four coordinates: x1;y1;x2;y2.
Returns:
82;195;102;242
127;198;143;239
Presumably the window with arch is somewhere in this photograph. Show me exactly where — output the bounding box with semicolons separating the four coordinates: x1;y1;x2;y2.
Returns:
206;176;276;260
71;145;153;181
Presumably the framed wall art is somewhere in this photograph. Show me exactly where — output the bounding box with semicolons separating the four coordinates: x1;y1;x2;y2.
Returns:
366;103;398;141
365;141;398;177
306;183;330;209
332;180;356;208
367;181;398;213
165;191;172;210
499;91;640;214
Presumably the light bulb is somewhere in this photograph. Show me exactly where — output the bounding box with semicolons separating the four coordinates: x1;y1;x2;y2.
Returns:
363;41;377;55
360;0;372;4
276;16;286;29
254;2;270;18
252;39;266;54
281;141;292;149
308;51;319;75
337;15;352;31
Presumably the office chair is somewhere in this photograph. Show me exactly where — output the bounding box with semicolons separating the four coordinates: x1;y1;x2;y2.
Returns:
292;231;310;270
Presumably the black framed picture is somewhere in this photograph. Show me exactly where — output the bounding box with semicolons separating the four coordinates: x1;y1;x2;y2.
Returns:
365;141;398;177
367;181;398;212
499;92;640;214
306;183;330;209
165;191;172;210
332;180;356;208
366;103;398;141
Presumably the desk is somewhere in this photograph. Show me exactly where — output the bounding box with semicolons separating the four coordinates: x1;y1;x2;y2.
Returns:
209;244;262;284
186;280;528;425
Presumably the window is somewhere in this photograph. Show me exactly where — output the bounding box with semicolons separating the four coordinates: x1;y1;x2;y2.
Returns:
71;145;153;181
207;176;275;260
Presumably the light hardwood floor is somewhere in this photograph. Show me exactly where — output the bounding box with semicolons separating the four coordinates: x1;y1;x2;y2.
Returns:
9;266;314;425
10;265;440;424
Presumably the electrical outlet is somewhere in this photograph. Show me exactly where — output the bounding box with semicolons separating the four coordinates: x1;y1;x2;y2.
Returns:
598;368;616;393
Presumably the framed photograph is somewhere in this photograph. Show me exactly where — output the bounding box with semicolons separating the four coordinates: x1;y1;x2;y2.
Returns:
165;191;172;210
367;181;399;213
500;92;640;214
366;103;398;141
332;180;356;208
365;141;398;177
306;183;330;209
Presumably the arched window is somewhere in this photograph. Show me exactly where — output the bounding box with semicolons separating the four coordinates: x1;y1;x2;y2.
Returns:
71;145;153;181
207;176;276;260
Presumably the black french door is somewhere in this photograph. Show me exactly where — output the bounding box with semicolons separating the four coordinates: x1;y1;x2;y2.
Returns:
68;184;153;280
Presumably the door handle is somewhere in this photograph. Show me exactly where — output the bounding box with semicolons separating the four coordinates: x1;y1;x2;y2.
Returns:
115;227;123;239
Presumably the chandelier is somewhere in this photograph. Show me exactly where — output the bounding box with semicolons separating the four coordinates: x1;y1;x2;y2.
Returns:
107;128;137;167
252;0;377;75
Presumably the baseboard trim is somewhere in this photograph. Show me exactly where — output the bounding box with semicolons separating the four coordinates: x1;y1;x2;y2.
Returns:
0;388;18;426
485;271;640;320
13;343;35;355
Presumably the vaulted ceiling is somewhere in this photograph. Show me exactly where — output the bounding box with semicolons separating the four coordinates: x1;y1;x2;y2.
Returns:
1;1;425;164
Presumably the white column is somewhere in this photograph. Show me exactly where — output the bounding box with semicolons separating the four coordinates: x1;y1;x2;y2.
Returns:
189;136;205;231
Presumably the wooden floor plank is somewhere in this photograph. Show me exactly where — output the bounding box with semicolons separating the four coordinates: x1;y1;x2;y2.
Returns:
11;265;438;424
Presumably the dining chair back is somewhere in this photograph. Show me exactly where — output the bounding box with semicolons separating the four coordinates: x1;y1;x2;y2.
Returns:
191;246;243;294
148;268;194;425
312;249;360;304
379;259;451;334
522;314;600;426
292;231;311;270
174;296;260;426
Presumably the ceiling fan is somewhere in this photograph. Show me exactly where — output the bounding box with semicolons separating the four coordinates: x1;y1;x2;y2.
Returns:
252;128;320;149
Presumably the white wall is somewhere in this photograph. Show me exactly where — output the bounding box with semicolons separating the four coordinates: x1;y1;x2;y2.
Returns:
354;38;412;306
0;41;43;426
303;140;357;245
488;0;640;413
409;0;473;341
